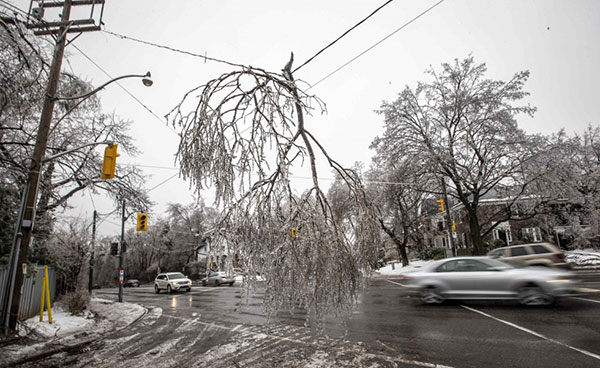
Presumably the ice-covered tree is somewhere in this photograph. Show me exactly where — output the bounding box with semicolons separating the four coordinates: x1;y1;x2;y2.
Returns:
168;55;380;321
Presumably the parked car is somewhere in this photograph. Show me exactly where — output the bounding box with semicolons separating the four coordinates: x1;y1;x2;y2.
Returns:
487;242;570;269
402;256;580;305
201;271;235;286
123;279;140;288
154;272;192;293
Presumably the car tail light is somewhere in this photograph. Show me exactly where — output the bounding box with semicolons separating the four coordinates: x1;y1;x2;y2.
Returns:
401;275;413;282
221;276;227;279
555;253;565;260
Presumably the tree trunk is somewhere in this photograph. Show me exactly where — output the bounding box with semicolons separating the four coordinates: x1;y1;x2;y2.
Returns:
378;219;409;266
467;208;485;255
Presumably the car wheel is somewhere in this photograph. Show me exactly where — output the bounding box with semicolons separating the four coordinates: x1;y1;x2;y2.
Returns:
154;284;160;294
202;280;207;287
420;286;444;304
215;280;220;287
518;284;553;306
167;285;172;294
229;282;234;286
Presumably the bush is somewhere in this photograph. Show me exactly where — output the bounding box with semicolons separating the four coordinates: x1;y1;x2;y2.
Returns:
418;247;446;260
484;239;506;253
62;289;89;315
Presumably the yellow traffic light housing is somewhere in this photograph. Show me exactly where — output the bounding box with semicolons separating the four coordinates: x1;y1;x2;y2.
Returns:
437;199;445;212
137;212;148;231
291;227;297;239
101;144;119;180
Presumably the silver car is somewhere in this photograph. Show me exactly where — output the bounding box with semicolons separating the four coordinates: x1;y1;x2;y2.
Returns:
201;271;235;286
154;272;192;293
403;257;580;305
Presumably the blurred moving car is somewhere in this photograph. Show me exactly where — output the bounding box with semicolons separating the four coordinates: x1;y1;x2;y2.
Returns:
154;272;192;293
403;256;580;305
201;271;235;286
123;279;140;288
487;242;570;269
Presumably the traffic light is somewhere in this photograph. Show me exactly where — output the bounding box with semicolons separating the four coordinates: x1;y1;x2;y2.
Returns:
436;199;445;212
101;144;119;180
110;242;118;256
137;212;148;231
291;227;297;239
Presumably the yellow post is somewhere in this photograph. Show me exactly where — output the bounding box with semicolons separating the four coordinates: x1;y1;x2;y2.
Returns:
39;266;53;323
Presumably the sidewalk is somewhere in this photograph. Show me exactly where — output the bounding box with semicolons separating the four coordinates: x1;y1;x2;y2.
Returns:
0;298;146;367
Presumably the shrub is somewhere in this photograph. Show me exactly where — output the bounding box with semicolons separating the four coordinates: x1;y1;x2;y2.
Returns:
418;247;446;260
62;289;89;315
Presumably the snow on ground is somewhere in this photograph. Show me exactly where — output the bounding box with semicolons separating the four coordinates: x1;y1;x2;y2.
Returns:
375;260;434;276
21;297;145;338
2;297;146;366
565;249;600;269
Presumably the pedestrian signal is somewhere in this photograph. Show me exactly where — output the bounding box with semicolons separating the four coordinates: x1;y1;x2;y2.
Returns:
110;242;119;256
137;212;148;231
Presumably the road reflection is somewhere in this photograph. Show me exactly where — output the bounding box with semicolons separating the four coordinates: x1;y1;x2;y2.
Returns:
171;296;177;309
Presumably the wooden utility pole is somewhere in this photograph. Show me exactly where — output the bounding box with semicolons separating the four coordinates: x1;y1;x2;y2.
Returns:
7;0;73;331
5;0;105;331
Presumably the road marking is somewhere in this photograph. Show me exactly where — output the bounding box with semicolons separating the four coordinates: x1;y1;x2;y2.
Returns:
461;305;600;361
571;296;600;304
385;279;409;287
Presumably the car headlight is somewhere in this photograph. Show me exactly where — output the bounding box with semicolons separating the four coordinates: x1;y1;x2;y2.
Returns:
546;279;572;284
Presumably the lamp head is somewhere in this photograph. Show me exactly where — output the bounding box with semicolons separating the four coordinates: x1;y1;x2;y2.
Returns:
142;72;153;87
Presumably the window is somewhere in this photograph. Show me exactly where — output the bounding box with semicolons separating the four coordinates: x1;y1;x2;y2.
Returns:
510;247;528;257
489;249;505;259
436;260;459;272
522;227;542;242
531;245;551;254
437;259;494;272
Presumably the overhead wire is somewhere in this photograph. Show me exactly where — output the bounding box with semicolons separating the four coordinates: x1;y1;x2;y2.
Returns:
308;0;447;90
102;29;246;69
293;0;395;73
69;43;180;136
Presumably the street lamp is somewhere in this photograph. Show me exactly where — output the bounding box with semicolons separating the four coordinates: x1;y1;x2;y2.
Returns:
2;71;153;332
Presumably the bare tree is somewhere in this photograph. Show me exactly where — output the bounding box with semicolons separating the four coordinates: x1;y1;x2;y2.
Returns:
0;21;150;256
375;56;544;255
168;55;380;321
366;153;436;266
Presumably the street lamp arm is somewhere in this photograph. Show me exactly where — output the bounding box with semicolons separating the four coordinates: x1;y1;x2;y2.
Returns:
48;72;152;101
42;140;114;163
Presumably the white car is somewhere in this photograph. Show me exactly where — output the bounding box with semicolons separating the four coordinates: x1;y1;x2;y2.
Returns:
154;272;192;293
403;257;581;305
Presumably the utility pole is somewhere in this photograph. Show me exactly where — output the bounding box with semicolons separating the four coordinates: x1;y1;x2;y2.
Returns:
440;178;455;256
119;200;125;303
7;0;73;331
88;210;97;294
4;0;106;331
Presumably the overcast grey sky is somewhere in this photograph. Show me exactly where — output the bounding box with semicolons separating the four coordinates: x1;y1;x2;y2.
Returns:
6;0;600;236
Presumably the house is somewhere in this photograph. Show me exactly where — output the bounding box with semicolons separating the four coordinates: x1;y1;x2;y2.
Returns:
421;196;590;255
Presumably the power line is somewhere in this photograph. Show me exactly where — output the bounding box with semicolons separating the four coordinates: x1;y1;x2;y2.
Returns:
102;29;246;69
309;0;447;90
293;0;395;73
70;43;180;136
0;1;29;18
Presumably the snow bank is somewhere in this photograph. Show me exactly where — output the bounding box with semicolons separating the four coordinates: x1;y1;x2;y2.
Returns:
376;260;434;276
22;297;145;338
566;249;600;269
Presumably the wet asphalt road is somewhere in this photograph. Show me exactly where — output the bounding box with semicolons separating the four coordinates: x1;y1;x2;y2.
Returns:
18;271;600;368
